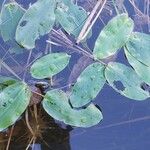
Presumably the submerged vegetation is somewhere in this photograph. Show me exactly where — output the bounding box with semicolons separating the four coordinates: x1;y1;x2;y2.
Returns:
0;0;149;149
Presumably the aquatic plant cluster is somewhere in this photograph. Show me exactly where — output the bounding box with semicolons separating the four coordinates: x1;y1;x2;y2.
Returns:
0;0;150;133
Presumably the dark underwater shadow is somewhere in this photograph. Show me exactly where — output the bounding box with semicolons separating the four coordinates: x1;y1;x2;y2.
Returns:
0;104;72;150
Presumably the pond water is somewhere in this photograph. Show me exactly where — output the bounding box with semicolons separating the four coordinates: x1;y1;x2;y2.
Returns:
0;0;150;150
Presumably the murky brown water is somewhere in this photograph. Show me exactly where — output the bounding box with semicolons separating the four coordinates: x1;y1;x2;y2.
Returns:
0;104;71;150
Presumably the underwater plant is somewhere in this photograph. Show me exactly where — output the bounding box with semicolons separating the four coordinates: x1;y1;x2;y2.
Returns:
0;1;150;147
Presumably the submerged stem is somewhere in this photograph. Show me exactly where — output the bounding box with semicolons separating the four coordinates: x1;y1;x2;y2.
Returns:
1;60;22;80
6;125;15;150
25;137;34;150
25;109;35;137
23;50;32;82
51;29;107;66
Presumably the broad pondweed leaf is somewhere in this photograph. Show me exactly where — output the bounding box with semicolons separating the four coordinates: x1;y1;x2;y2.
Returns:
93;14;134;59
105;62;150;100
55;0;88;38
16;0;56;49
125;49;150;84
42;90;103;127
70;62;106;107
0;76;17;91
0;2;25;41
30;53;71;79
0;82;31;131
125;32;150;66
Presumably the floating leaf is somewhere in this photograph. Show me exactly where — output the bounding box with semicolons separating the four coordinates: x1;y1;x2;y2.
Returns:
70;62;106;107
55;0;88;37
0;2;25;41
93;14;134;59
126;32;150;66
0;82;31;131
0;76;17;90
42;90;103;127
16;0;56;49
125;49;150;84
105;62;149;100
30;53;71;79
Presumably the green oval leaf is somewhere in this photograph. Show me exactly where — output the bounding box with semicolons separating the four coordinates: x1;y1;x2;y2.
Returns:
126;32;150;66
42;90;103;127
30;53;71;79
0;82;31;131
125;49;150;84
105;62;149;100
0;76;17;91
0;2;25;41
93;14;134;59
16;0;56;49
55;0;87;37
70;62;106;107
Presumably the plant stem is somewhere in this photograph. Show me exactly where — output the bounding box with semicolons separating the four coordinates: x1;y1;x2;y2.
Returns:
1;61;22;80
33;104;38;123
25;137;34;150
112;0;120;15
76;0;107;43
25;109;35;137
23;50;32;81
6;125;15;150
51;29;107;66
